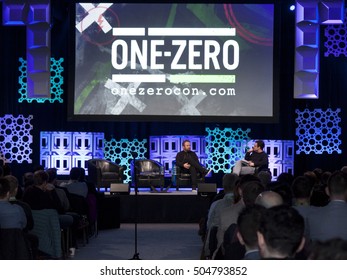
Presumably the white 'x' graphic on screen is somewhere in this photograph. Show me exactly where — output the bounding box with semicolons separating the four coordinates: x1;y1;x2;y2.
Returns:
75;3;113;34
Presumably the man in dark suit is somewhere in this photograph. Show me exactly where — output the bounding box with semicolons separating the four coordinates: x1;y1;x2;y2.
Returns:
307;170;347;241
176;140;211;191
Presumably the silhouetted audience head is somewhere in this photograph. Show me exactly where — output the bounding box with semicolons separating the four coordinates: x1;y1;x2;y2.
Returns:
237;205;266;251
321;171;332;185
271;182;293;206
234;174;260;203
304;171;319;187
78;167;86;182
326;170;347;200
241;181;265;207
33;170;49;187
0;177;10;199
255;191;283;208
257;171;272;187
0;166;3;177
222;173;239;193
4;175;19;197
257;205;305;259
22;172;34;189
46;168;57;184
309;238;347;260
277;172;294;186
341;166;347;174
69;167;82;181
292;176;312;199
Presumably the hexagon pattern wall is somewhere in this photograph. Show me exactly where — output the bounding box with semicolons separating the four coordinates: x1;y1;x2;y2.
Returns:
205;127;251;173
295;108;341;154
0;115;33;163
18;57;64;103
324;10;347;57
103;138;147;183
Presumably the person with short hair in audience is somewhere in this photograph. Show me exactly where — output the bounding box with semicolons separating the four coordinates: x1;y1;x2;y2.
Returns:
256;171;272;188
307;170;347;242
203;173;239;258
257;205;305;259
213;178;265;259
0;177;27;229
236;205;266;260
23;170;73;228
46;168;70;212
308;238;347;260
5;175;40;258
61;167;88;198
5;175;33;232
255;191;283;209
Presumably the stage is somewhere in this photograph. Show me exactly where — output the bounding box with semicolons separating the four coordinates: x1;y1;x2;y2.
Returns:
97;189;215;229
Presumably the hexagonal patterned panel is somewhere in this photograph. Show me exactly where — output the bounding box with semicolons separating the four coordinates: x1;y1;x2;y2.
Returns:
324;9;347;57
18;57;64;103
205;127;251;173
103;138;147;183
295;108;341;154
0;114;33;163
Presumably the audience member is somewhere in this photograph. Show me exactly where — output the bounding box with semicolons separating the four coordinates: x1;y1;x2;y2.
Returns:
46;168;70;212
307;170;347;241
256;171;272;188
310;171;330;207
308;238;347;260
213;179;265;259
257;205;305;259
291;176;313;207
255;191;283;208
22;172;34;191
276;172;294;187
5;175;33;232
236;205;266;260
23;170;64;212
0;177;27;229
5;175;39;259
203;173;239;257
62;167;88;198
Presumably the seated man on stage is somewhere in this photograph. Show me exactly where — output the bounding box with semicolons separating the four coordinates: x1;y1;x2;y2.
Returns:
232;140;269;176
176;140;211;191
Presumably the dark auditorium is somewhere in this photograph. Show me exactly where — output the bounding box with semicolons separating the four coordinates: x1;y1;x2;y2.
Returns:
1;0;347;261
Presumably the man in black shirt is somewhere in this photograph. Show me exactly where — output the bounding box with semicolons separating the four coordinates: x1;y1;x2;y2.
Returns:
176;140;211;191
233;140;268;176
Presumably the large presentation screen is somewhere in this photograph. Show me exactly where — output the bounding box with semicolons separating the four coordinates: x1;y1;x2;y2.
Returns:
72;3;275;121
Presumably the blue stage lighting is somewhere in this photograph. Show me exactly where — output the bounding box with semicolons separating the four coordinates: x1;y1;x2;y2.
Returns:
290;5;295;11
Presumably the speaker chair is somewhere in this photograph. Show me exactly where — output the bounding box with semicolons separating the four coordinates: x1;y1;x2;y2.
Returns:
171;160;205;191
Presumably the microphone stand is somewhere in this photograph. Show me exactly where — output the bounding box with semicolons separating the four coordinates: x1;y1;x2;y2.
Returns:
130;153;141;260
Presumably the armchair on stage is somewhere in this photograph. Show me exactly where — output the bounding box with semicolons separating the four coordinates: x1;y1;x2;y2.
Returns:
171;160;205;191
88;158;124;189
131;159;165;191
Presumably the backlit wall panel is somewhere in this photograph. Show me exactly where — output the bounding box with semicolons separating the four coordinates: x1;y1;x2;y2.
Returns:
0;115;33;163
295;108;341;154
103;138;147;183
18;57;64;103
40;131;104;175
